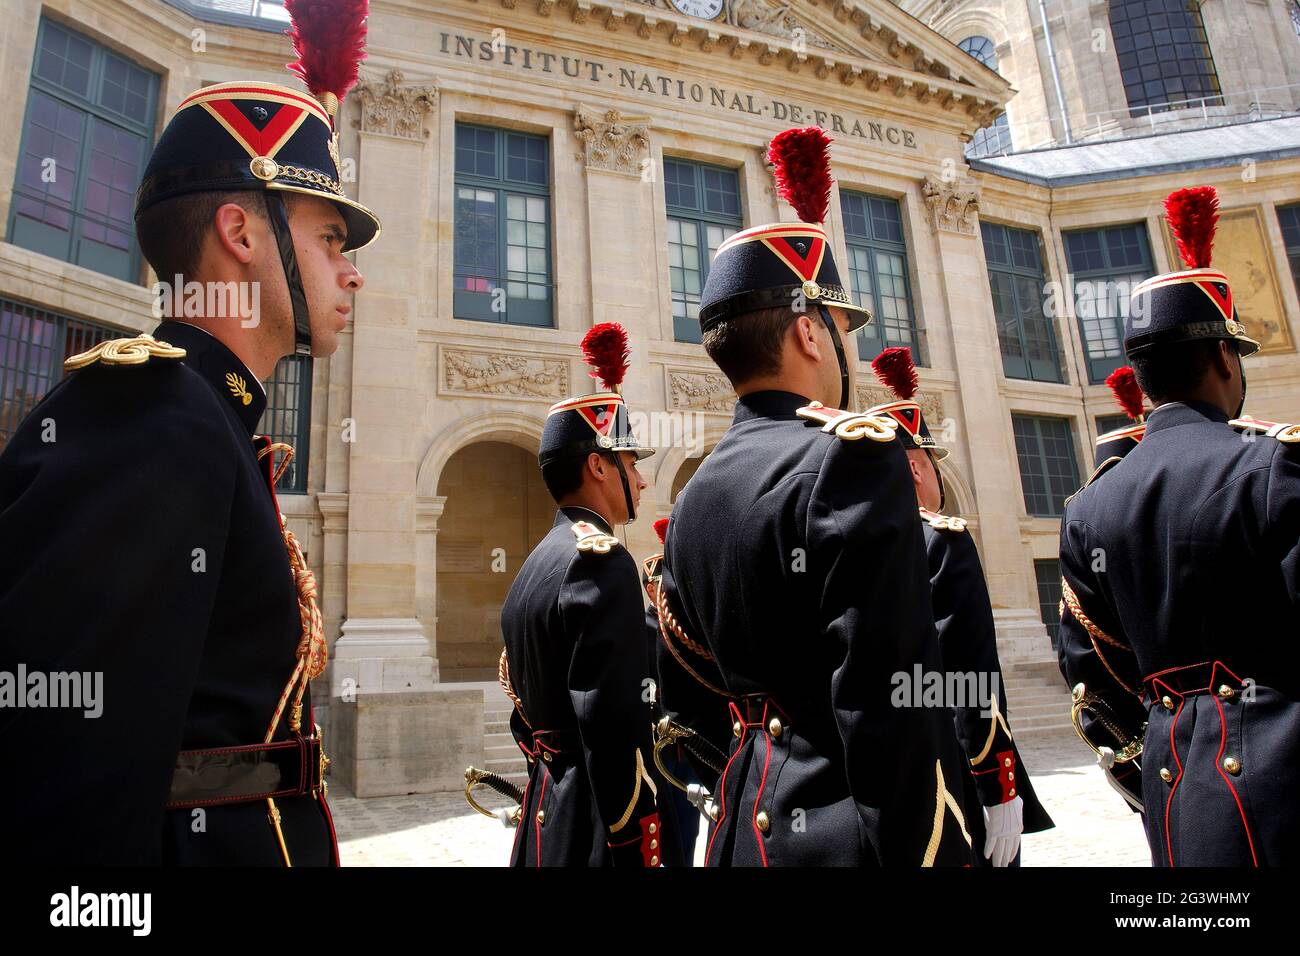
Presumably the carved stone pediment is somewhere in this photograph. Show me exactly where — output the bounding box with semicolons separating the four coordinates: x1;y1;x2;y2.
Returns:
440;347;570;400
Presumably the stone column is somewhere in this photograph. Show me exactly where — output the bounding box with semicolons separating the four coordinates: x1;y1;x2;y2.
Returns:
921;175;1052;663
332;72;481;795
415;494;447;670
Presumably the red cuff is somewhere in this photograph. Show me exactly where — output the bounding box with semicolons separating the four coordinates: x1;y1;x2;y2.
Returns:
996;750;1017;803
607;813;662;867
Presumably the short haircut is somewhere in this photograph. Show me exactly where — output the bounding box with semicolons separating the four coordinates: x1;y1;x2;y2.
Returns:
701;304;799;388
1129;339;1222;405
135;189;267;281
540;454;589;504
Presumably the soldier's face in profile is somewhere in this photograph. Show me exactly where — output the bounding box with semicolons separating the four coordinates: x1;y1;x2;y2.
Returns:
285;196;365;359
613;451;646;525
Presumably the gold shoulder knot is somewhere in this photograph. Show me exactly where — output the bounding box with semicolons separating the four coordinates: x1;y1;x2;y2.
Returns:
1229;416;1300;444
919;508;967;532
571;521;621;555
796;401;898;443
64;334;186;372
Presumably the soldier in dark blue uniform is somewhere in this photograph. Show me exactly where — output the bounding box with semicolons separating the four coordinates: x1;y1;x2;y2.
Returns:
657;128;975;866
498;323;662;867
1058;185;1300;866
0;0;377;865
869;347;1053;867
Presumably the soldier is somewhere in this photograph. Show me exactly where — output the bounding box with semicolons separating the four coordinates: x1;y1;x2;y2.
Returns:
1058;185;1300;866
498;323;661;867
657;127;975;866
0;0;377;864
869;347;1053;867
1092;366;1148;469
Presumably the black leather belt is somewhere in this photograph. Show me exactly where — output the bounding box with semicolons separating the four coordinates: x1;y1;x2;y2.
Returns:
522;728;580;762
166;734;326;809
1143;660;1246;702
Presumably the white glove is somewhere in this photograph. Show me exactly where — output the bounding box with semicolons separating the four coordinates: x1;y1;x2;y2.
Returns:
982;795;1024;868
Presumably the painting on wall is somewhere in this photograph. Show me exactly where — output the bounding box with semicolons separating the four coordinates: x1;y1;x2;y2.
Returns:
1160;206;1295;354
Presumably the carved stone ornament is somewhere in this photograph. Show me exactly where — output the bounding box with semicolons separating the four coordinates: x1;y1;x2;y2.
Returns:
669;369;735;413
353;70;438;140
922;175;980;236
856;384;945;424
573;105;651;173
441;347;570;400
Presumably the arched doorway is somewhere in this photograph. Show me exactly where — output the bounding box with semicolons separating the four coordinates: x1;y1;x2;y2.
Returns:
669;452;708;503
435;440;552;681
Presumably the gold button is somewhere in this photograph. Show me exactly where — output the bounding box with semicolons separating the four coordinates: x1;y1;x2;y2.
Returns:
648;822;657;834
1008;788;1016;797
1223;756;1241;775
536;810;545;824
542;751;552;763
733;720;743;737
650;839;658;850
1162;696;1174;710
650;855;659;866
755;811;770;833
1007;772;1015;782
1003;757;1012;768
1159;768;1173;783
768;717;783;738
1218;684;1235;699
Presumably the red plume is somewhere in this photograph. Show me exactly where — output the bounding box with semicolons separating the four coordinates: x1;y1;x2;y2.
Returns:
1164;186;1218;270
653;518;669;546
766;127;833;224
1104;366;1146;422
581;323;631;393
284;0;369;106
871;346;919;401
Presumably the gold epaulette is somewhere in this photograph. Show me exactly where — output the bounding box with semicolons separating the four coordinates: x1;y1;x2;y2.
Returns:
63;334;186;372
918;507;967;532
1064;455;1123;507
1229;416;1300;443
571;520;621;554
795;401;897;443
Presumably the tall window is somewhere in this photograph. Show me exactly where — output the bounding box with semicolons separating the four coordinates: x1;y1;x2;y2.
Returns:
0;297;117;452
840;191;921;362
1063;224;1154;384
9;20;158;282
664;158;741;344
1278;203;1300;298
452;124;552;327
259;355;312;493
1108;0;1222;114
1095;413;1131;435
1034;559;1064;649
1012;414;1081;518
958;36;1013;157
982;223;1063;383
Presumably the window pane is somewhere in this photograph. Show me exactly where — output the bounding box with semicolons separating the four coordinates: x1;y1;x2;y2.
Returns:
35;22;93;98
1034;559;1063;649
0;299;117;452
1108;0;1221;113
258;355;313;493
453;187;498;291
663;159;697;212
1013;415;1081;518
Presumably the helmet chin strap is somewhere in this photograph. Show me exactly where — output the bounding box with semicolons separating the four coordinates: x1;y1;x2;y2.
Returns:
932;452;947;513
1235;351;1247;419
609;450;637;524
815;303;849;409
264;191;313;357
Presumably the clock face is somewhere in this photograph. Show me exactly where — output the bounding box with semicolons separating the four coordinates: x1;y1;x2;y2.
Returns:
669;0;725;20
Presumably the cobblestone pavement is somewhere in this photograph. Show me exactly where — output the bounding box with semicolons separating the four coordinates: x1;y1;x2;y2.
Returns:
328;728;1150;867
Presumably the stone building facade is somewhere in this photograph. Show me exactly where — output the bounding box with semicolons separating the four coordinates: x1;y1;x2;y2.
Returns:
1;0;1297;792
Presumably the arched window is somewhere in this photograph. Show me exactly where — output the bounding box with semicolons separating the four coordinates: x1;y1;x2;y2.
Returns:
958;35;1013;156
1291;0;1300;38
1108;0;1222;114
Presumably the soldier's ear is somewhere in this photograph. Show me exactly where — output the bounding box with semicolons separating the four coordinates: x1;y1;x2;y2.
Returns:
790;313;821;363
212;202;257;267
585;451;607;483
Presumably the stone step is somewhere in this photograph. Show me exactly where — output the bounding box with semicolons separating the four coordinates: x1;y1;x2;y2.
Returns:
1011;703;1071;720
1009;715;1074;734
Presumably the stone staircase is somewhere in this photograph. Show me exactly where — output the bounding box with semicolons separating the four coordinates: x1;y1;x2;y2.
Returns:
457;680;530;787
1003;660;1074;735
